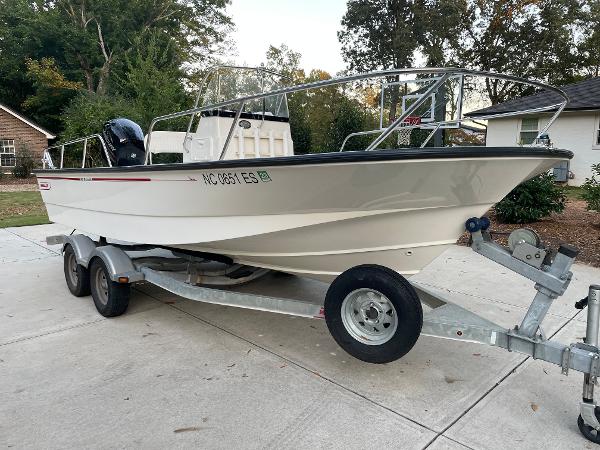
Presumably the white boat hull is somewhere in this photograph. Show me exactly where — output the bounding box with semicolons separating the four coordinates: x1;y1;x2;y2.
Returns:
36;149;570;281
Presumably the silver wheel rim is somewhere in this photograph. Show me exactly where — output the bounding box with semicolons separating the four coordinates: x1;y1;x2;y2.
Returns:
341;288;398;345
94;266;109;306
66;251;78;286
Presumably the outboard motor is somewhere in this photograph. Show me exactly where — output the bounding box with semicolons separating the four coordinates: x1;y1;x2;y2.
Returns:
102;118;146;166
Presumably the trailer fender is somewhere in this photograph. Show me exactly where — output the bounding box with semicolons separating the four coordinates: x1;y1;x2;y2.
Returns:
58;234;97;267
89;246;144;283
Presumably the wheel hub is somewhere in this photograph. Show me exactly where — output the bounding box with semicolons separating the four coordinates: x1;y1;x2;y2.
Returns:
341;288;398;345
67;252;78;285
363;303;383;322
94;266;109;306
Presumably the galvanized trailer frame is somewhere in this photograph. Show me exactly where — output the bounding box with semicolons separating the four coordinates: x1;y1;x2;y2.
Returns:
48;220;600;443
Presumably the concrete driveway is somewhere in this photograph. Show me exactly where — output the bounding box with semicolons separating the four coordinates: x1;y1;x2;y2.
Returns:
1;224;599;449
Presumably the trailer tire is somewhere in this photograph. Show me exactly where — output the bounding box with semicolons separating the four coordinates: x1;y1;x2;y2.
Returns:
578;411;600;444
324;264;422;364
89;257;130;317
63;244;91;297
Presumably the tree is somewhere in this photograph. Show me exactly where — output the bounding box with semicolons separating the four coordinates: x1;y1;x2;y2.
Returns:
413;0;470;66
22;58;82;133
459;0;581;104
0;0;233;133
264;45;313;153
113;31;188;129
338;1;468;126
339;0;422;72
338;0;585;109
578;1;600;78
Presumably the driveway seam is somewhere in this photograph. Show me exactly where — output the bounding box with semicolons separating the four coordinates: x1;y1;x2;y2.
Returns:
135;286;440;438
0;318;106;347
3;228;62;256
422;306;585;449
412;280;574;319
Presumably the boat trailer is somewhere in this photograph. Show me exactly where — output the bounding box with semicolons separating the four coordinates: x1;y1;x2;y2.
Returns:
49;218;600;443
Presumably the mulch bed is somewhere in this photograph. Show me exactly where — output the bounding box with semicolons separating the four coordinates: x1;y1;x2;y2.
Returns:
0;176;37;192
458;200;600;268
0;176;35;185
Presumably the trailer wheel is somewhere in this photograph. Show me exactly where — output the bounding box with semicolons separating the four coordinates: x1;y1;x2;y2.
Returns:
324;265;423;364
578;411;600;444
63;244;91;297
89;257;130;317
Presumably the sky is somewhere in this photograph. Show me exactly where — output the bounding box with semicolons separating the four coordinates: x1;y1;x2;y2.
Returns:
227;0;348;75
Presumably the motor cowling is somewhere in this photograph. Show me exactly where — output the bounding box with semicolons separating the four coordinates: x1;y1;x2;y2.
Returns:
102;118;146;166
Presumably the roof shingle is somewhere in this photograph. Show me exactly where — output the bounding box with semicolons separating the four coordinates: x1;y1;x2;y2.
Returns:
469;77;600;117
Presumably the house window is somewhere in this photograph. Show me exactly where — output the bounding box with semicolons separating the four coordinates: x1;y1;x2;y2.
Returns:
0;139;16;166
519;118;539;145
597;118;600;146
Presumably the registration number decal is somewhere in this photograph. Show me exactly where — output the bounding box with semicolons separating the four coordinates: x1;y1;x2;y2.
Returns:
201;171;272;186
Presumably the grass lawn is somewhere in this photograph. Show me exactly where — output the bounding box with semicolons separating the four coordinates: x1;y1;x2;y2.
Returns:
0;191;49;228
564;185;584;200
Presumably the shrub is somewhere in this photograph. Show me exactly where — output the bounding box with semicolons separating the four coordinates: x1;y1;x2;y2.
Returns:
12;146;36;178
495;173;566;224
582;163;600;212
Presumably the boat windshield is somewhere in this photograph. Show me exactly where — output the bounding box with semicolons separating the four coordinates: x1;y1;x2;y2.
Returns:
201;66;289;119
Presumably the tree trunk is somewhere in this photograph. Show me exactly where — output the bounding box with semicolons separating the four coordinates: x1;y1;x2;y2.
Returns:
76;53;95;92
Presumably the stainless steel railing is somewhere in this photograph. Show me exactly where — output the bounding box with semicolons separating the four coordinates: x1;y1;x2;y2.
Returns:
42;134;111;169
146;67;568;164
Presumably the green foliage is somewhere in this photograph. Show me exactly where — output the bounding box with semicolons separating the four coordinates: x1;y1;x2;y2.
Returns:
113;31;188;130
578;1;600;77
61;93;137;140
495;173;566;224
0;0;232;134
23;57;82;132
339;0;591;106
582;163;600;212
458;0;582;102
340;0;469;72
11;144;36;178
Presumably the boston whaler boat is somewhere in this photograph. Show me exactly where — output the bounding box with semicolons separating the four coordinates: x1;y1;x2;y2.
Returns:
35;67;600;443
37;68;570;282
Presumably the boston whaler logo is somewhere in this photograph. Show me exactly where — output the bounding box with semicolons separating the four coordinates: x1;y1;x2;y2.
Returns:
257;170;271;182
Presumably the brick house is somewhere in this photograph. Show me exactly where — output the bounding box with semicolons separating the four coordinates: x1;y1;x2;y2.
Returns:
0;102;55;172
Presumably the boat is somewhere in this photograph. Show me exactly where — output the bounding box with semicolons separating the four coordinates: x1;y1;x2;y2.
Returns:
35;67;572;282
36;68;600;444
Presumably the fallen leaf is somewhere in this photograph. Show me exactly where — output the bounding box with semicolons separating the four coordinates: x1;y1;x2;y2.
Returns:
531;403;539;412
174;426;202;433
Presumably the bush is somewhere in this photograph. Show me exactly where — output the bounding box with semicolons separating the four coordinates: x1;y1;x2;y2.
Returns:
12;147;36;178
582;163;600;212
495;173;566;224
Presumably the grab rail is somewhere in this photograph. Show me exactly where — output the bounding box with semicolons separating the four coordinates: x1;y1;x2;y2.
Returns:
42;134;111;169
340;119;463;151
146;67;568;164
